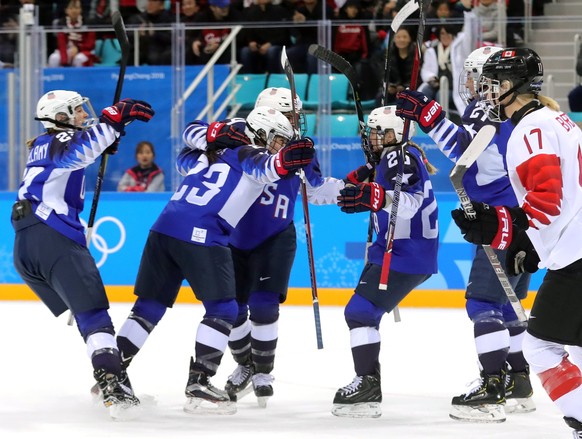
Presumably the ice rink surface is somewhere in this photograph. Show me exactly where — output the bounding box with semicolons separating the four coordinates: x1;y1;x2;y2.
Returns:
0;301;571;438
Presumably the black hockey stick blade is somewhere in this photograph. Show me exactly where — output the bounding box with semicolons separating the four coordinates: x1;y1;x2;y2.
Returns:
112;11;130;104
308;45;358;87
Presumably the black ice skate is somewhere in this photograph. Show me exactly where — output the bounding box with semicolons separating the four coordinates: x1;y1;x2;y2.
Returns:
184;369;236;415
450;371;506;423
564;416;582;438
93;368;140;421
224;362;254;402
505;366;535;414
252;373;274;408
332;374;382;418
91;368;133;402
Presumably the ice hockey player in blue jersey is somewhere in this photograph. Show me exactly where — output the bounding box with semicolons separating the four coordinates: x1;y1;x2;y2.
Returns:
113;106;315;415
222;90;347;408
333;106;439;418
11;89;154;420
396;46;535;423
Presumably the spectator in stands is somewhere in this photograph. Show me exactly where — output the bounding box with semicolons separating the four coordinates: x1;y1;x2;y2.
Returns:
239;0;291;73
374;26;416;105
419;22;472;121
117;141;165;192
287;0;334;74
333;0;376;99
118;0;141;23
187;0;242;65
506;0;525;46
127;0;174;65
424;0;463;43
568;43;582;112
474;0;501;45
48;0;97;67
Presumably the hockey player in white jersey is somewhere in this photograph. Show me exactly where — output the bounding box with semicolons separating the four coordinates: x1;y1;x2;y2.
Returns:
452;47;582;437
12;90;154;420
396;46;535;422
111;107;314;415
223;90;351;407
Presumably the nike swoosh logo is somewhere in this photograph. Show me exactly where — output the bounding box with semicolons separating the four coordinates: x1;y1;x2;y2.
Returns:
359;281;367;285
259;276;271;281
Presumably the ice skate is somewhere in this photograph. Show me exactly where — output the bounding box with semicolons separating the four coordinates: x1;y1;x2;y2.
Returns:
564;416;582;438
252;373;274;408
184;370;236;415
332;374;382;418
224;363;254;402
450;371;506;423
93;368;141;421
91;368;133;403
505;367;535;414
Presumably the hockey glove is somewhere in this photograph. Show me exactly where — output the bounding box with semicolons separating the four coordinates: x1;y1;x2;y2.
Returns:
105;137;121;155
206;119;250;151
337;182;386;213
344;163;374;185
451;202;529;249
275;137;315;177
505;229;540;276
100;98;154;134
395;90;445;133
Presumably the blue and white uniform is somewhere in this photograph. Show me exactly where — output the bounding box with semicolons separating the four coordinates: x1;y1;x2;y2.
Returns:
116;120;310;384
226;152;343;377
16;124;118;245
428;99;533;403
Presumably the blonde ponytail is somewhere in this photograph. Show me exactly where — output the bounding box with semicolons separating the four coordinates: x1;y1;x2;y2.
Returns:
408;141;437;175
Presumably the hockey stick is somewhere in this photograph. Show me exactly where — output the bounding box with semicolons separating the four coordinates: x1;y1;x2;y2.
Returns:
381;0;420;106
67;11;129;326
449;125;528;323
281;47;323;349
378;0;428;291
307;44;404;319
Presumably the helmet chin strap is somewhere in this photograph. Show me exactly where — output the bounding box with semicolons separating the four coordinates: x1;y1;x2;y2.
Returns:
34;117;82;131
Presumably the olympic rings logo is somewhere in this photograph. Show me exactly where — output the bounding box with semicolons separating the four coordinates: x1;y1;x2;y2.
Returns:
80;216;126;267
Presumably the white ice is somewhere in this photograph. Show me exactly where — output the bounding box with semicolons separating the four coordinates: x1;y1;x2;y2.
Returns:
0;302;570;438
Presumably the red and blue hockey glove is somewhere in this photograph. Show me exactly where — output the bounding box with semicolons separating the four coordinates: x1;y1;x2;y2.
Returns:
506;229;540;276
338;182;386;213
100;98;154;134
344;163;374;184
451;202;529;249
206;119;250;151
395;90;445;132
275;137;315;177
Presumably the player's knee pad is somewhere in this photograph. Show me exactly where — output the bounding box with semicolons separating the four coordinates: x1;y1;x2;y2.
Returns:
75;308;114;340
234;302;250;328
538;354;582;402
466;299;504;323
131;297;167;327
344;294;384;330
522;332;569;374
202;298;238;325
248;291;280;324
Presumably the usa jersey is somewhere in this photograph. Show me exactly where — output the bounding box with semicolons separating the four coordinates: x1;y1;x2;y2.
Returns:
428;100;518;206
367;147;439;274
229;154;343;250
506;107;582;270
16;123;118;245
152;145;285;247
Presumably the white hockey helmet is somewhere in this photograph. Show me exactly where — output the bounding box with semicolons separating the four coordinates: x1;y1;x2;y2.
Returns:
366;105;416;146
459;46;504;105
245;106;295;151
255;87;306;135
36;90;98;130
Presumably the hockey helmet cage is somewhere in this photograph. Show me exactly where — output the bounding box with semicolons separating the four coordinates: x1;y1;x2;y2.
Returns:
459;46;503;105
